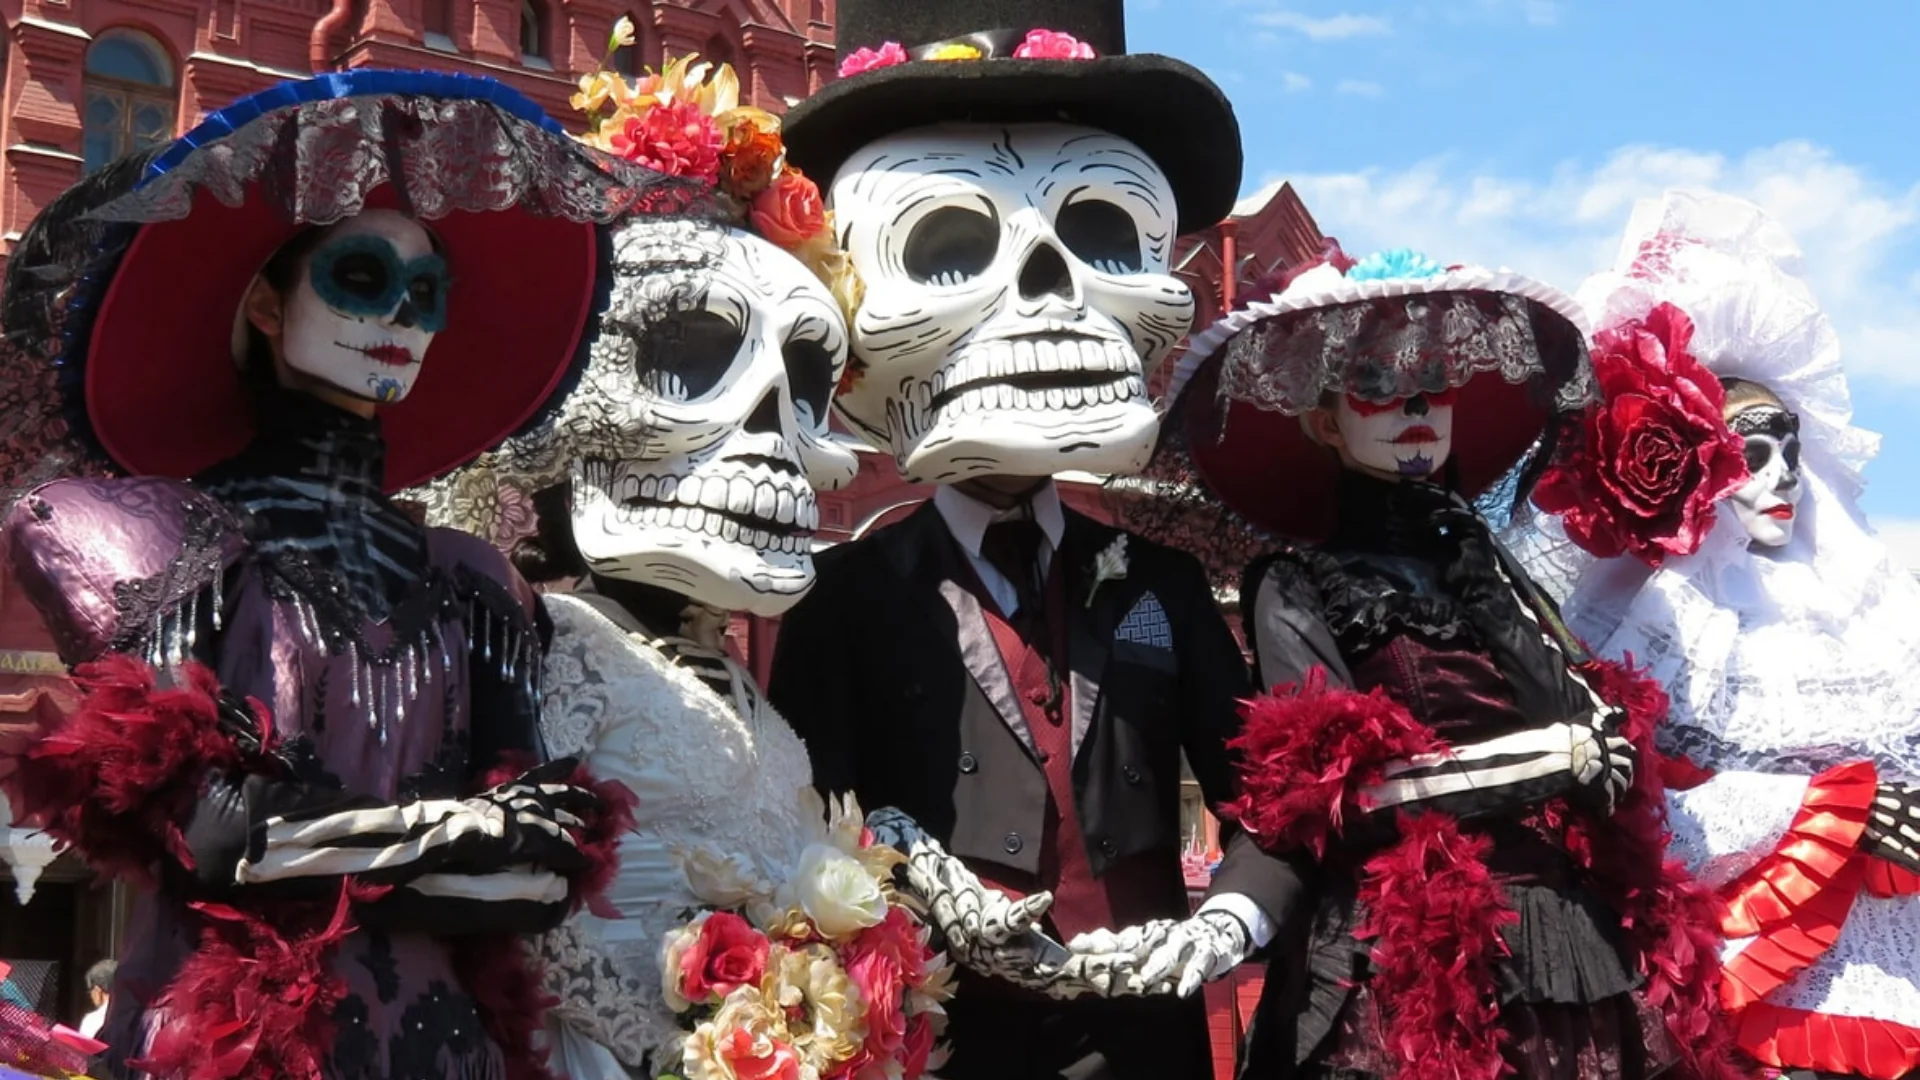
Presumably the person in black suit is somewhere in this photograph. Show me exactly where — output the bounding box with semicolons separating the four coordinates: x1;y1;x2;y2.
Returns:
772;2;1308;1076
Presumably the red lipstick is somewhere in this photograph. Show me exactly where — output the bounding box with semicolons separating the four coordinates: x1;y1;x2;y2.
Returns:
1763;505;1795;520
1391;426;1440;444
360;344;415;367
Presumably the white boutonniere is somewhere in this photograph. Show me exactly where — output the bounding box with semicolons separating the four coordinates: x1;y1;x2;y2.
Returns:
1086;535;1129;608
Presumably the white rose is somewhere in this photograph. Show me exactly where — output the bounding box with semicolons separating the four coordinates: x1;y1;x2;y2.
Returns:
783;842;888;939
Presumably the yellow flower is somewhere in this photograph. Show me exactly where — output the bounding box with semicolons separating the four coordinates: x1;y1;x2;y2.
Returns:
653;53;741;115
570;70;632;115
925;43;983;61
761;905;818;942
764;943;868;1067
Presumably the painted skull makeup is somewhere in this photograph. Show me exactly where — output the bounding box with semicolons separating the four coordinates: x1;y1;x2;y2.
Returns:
276;210;445;404
1331;392;1455;480
829;123;1196;483
564;220;858;616
1727;404;1803;549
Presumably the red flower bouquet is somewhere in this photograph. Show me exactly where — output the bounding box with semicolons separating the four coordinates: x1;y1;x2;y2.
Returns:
1532;302;1748;566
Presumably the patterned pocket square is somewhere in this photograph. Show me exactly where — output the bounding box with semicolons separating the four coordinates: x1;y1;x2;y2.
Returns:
1114;592;1173;649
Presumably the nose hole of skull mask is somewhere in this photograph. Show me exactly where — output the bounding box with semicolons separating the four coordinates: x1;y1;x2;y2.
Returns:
1018;243;1076;303
743;388;783;436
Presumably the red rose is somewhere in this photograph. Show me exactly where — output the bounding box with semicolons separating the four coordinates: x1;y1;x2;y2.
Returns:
1532;302;1748;566
608;101;724;185
717;1026;802;1080
750;170;827;249
679;911;771;1003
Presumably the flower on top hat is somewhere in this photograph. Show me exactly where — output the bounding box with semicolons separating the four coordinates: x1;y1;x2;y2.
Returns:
834;28;1099;78
1345;247;1448;282
573;18;858;316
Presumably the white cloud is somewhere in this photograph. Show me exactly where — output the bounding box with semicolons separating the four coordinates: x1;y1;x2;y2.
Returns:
1873;518;1920;570
1251;10;1393;40
1282;71;1313;92
1334;78;1386;97
1268;141;1920;384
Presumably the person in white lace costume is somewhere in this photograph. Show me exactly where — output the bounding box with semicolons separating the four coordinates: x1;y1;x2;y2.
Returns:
1521;188;1920;1076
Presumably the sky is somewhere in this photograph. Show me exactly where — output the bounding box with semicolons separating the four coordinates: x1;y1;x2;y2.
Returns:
1126;0;1920;561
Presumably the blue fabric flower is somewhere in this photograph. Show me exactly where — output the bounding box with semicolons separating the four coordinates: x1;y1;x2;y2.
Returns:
1347;248;1446;282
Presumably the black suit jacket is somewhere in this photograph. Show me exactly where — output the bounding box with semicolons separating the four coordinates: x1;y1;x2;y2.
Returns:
768;502;1303;926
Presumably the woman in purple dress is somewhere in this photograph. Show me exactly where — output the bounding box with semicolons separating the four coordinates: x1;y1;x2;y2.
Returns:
0;73;703;1080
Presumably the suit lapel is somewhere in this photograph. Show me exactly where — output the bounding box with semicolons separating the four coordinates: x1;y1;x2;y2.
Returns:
1062;513;1116;762
890;503;1037;757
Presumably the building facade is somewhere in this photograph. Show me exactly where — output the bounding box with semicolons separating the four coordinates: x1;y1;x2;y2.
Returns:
0;0;835;272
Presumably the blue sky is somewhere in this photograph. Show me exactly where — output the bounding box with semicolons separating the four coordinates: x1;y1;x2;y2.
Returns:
1128;1;1920;551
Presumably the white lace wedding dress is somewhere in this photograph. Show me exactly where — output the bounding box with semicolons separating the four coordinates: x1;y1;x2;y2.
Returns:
534;592;827;1078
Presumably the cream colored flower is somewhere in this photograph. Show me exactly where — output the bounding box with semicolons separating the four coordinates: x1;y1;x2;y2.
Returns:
910;952;958;1008
781;843;888;939
825;792;865;855
609;14;637;49
660;911;714;1013
765;943;868;1068
682;986;798;1080
679;845;777;910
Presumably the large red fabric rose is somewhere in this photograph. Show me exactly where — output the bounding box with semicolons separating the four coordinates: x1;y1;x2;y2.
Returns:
1532;302;1748;566
680;911;771;1003
608;101;724;185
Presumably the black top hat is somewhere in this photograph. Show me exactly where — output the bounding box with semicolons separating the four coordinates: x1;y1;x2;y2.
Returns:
782;0;1242;234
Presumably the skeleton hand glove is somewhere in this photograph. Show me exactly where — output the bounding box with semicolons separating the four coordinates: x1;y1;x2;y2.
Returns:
865;806;1057;983
1865;780;1920;874
232;757;602;887
1054;911;1252;999
1364;709;1637;820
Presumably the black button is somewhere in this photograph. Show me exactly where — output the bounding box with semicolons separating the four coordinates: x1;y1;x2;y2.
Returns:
1099;838;1118;857
1003;832;1024;855
1122;765;1142;785
957;752;978;774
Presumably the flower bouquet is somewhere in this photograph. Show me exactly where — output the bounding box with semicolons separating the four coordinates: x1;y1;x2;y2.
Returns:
656;795;955;1080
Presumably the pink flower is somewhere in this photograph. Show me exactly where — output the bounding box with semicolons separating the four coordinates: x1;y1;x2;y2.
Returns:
844;946;907;1062
838;41;909;77
749;170;827;249
1013;29;1097;60
608;101;724;185
900;1014;937;1080
847;906;926;987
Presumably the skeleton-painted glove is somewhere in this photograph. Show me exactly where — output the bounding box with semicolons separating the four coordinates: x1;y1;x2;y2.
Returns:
1364;707;1637;821
1865;780;1920;874
1051;910;1252;999
865;806;1061;986
231;757;602;887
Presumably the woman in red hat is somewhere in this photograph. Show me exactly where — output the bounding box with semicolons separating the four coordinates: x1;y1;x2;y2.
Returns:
0;71;702;1080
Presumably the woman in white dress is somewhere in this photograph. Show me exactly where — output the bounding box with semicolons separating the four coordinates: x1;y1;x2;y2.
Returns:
1524;189;1920;1079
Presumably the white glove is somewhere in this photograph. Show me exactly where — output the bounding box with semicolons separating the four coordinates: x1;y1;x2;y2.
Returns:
1056;910;1252;999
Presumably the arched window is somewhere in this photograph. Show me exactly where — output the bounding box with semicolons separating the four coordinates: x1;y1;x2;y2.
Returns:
808;0;825;22
423;0;455;47
611;12;648;78
703;32;735;69
519;0;549;64
83;29;175;174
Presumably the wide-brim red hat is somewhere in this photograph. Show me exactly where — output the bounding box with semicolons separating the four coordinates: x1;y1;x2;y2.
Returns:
1;70;705;496
1163;246;1596;542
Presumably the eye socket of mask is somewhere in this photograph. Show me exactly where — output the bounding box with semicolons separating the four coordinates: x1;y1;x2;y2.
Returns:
1343;385;1460;417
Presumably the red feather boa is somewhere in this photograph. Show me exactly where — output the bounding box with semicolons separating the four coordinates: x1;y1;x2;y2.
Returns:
1226;662;1742;1080
1356;813;1517;1080
0;654;249;883
1224;667;1440;858
454;934;561;1080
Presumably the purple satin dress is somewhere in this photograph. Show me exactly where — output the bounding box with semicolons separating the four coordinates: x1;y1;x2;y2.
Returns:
4;400;544;1080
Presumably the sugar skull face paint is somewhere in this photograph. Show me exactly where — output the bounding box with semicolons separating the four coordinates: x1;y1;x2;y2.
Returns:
1331;391;1456;479
279;210;445;405
1727;404;1803;549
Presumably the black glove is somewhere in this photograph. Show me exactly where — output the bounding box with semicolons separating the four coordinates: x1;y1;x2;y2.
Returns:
1865;780;1920;874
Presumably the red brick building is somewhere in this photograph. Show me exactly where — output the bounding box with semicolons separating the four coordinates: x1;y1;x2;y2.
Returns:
0;0;836;270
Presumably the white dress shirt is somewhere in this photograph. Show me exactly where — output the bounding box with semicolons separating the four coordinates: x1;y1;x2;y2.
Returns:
932;481;1066;618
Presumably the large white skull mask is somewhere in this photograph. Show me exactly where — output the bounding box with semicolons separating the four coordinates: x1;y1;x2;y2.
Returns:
832;123;1196;483
558;219;857;616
